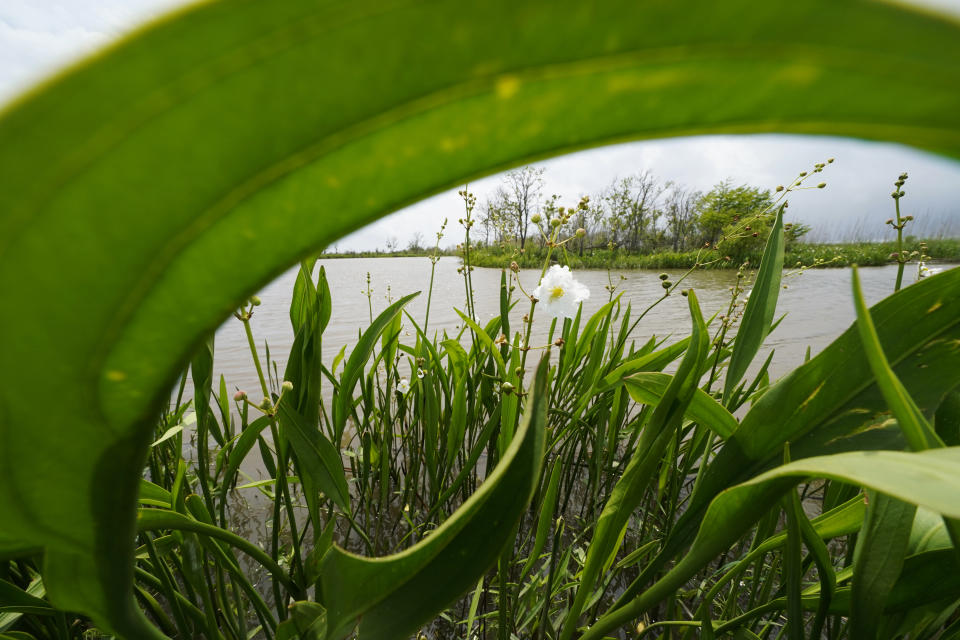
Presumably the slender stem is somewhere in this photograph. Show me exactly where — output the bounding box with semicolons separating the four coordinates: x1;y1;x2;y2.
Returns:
240;312;304;608
894;194;905;292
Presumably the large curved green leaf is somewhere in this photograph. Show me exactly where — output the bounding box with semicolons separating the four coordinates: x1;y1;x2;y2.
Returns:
1;0;959;636
316;356;549;640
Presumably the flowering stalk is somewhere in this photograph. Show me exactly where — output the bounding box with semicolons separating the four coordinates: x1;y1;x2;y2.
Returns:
888;172;910;292
235;297;305;607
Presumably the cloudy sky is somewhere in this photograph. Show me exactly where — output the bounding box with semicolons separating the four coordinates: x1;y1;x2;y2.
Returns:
3;0;960;250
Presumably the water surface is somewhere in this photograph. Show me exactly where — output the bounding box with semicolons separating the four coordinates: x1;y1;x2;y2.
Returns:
208;257;943;398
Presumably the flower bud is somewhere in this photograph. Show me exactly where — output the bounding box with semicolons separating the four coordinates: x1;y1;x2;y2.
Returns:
905;215;914;221
886;218;894;225
799;171;807;177
776;185;784;192
828;158;835;163
817;182;826;189
661;280;671;289
550;218;561;227
234;390;247;402
659;273;669;280
554;337;565;347
681;289;689;297
889;252;900;259
501;381;515;395
281;380;294;392
510;261;519;273
250;295;262;306
260;397;273;411
575;228;586;237
531;214;542;224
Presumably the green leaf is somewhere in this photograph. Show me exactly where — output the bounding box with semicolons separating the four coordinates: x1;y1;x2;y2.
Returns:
454;308;506;377
723;204;784;403
1;0;960;634
317;356;549;640
851;266;943;451
623;372;737;439
596;337;690;392
218;415;273;500
278;403;351;512
290;258;318;334
136;507;295;594
334;292;419;438
851;492;916;639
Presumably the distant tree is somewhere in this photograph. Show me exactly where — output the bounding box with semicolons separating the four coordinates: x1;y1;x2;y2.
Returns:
477;199;497;244
537;194;563;248
570;195;603;256
664;183;699;252
696;180;774;250
407;232;424;251
502;166;544;250
604;171;664;252
384;236;399;252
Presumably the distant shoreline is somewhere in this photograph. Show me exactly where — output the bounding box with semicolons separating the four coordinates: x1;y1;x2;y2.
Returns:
318;238;960;270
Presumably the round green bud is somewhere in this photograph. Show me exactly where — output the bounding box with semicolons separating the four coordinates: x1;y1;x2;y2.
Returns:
659;273;669;280
817;182;826;189
530;214;542;224
250;295;262;306
550;218;562;227
281;380;294;392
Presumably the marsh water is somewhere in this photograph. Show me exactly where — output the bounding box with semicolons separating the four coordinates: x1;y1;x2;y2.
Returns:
207;257;948;399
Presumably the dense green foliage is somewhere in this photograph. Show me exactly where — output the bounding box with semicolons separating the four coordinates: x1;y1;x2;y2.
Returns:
2;1;960;639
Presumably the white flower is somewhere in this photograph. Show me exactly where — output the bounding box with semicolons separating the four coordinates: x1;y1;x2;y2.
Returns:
416;368;425;379
919;262;941;279
396;378;410;394
532;265;590;319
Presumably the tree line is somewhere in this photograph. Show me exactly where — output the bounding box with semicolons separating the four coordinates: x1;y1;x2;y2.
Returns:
470;166;811;260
